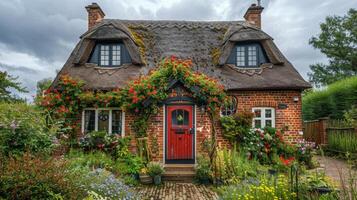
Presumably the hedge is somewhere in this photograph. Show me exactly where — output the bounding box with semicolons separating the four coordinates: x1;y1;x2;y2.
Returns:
302;76;357;120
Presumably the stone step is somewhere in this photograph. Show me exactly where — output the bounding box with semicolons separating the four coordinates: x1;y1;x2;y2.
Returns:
164;164;195;172
162;173;195;182
164;170;195;176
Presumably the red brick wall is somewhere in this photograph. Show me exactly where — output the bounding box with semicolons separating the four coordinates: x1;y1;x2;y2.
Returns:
230;90;303;143
114;90;303;163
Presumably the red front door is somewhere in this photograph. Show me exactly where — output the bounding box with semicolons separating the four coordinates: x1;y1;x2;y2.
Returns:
167;105;194;161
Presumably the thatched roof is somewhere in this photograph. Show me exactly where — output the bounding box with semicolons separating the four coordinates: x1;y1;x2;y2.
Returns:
53;19;311;91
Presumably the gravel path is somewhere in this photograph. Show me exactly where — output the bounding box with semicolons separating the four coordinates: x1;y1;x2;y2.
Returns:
315;155;356;189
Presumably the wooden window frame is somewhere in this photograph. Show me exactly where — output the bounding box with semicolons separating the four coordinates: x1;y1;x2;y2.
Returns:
252;107;275;128
98;43;122;67
236;43;261;68
81;108;125;135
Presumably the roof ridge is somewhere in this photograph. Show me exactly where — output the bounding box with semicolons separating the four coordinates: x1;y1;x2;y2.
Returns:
104;19;246;23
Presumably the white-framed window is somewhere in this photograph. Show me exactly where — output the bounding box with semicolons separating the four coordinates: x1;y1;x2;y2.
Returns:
252;107;275;128
220;96;238;116
99;44;121;66
82;108;125;135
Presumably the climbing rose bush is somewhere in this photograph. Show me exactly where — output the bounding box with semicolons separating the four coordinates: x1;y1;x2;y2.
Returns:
119;56;226;113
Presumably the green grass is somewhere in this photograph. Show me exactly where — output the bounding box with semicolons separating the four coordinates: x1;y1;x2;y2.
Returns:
327;130;357;153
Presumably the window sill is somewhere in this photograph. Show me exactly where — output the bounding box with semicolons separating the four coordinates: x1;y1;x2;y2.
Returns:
94;66;124;70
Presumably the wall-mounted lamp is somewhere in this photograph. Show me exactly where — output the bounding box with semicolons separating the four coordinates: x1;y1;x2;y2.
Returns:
293;96;299;103
200;105;205;113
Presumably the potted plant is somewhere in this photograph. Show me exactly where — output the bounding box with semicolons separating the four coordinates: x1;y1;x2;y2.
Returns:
147;162;165;185
139;168;152;184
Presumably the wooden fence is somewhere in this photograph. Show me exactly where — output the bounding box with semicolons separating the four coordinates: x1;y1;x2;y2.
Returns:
303;118;357;149
303;117;328;145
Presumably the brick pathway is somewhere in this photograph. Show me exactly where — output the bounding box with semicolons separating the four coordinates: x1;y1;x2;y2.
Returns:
315;155;356;188
137;182;218;200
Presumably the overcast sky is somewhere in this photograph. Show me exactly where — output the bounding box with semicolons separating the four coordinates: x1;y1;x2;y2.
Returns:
0;0;356;100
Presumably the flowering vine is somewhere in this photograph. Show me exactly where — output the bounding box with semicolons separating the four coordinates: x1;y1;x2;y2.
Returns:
39;56;227;149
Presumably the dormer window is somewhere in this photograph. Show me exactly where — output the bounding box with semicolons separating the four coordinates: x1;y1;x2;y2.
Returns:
227;42;268;68
89;42;131;67
99;44;121;66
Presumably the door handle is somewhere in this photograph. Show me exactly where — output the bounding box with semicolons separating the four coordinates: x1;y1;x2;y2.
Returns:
189;128;194;134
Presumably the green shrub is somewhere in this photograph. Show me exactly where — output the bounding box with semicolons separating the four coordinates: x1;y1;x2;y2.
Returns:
114;155;144;175
0;102;54;156
218;175;295;200
0;153;85;200
195;156;211;184
298;170;338;199
241;127;294;165
66;149;114;170
220;112;253;143
147;162;164;177
212;147;263;184
344;106;357;127
303;76;357;120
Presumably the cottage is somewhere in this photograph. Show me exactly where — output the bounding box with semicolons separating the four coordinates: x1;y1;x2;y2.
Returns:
52;2;310;174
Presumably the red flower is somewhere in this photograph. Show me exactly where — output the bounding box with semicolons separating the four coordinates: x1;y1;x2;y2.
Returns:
280;156;295;166
129;87;135;94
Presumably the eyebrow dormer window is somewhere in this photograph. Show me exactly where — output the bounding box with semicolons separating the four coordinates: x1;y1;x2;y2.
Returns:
89;42;131;67
226;42;268;68
99;44;121;66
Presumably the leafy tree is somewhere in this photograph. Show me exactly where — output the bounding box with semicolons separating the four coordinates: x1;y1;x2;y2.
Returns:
0;70;27;102
308;9;357;87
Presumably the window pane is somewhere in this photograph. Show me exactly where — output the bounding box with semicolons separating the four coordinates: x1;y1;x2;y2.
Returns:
248;45;258;66
112;110;122;135
266;120;272;127
100;45;110;66
172;109;189;125
84;110;95;133
112;45;121;65
236;46;245;66
98;110;109;132
265;109;272;118
221;96;237;116
254;120;261;128
254;109;261;118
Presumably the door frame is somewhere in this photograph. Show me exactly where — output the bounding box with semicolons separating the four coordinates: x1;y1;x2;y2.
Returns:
164;103;196;164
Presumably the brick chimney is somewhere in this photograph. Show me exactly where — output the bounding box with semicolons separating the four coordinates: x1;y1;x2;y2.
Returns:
85;3;105;30
244;1;264;29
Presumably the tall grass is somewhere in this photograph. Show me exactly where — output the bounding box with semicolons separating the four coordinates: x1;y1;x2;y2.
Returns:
303;76;357;120
328;130;357;153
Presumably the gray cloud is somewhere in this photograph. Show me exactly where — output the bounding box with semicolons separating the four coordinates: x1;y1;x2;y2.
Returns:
0;0;356;101
155;0;217;20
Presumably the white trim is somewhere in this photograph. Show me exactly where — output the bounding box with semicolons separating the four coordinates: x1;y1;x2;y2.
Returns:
81;111;85;133
108;110;112;134
82;107;124;135
122;111;125;137
94;110;98;131
252;107;275;128
163;105;166;164
194;105;197;165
